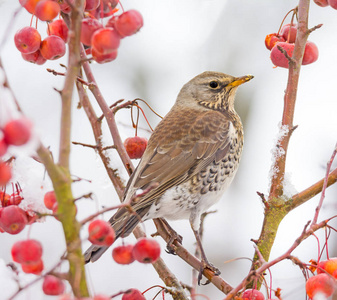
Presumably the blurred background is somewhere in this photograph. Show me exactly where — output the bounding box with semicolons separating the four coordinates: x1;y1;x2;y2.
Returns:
0;0;337;299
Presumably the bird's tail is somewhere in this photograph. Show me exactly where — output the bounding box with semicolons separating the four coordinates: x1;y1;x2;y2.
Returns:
84;206;148;263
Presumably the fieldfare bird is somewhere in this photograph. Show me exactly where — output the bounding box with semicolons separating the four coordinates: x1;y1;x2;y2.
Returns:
84;71;253;279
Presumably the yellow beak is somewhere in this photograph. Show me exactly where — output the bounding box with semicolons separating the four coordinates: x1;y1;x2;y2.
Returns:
228;75;254;87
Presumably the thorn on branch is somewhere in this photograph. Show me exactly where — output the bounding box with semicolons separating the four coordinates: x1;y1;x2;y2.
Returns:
72;141;98;150
257;192;269;209
290;125;298;134
277;44;296;65
307;24;323;35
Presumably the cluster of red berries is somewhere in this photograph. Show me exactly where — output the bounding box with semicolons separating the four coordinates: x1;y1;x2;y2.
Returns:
0;186;37;234
305;257;337;299
0;118;36;234
87;218;161;264
314;0;337;9
16;0;143;65
124;136;148;159
265;23;319;68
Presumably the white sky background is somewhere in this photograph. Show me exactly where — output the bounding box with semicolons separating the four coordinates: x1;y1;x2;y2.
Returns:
0;0;337;299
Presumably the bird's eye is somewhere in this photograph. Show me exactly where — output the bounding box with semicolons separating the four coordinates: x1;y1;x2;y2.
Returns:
209;81;219;89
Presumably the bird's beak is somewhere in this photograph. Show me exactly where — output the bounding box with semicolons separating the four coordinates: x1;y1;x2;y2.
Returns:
228;75;254;87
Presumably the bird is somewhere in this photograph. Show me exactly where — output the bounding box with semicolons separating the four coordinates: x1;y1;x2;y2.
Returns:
84;71;253;280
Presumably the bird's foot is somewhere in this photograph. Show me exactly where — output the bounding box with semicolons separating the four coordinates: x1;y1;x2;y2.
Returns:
165;229;183;255
198;259;221;285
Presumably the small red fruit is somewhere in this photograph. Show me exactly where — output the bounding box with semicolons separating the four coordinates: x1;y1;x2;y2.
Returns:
124;136;148;159
40;35;66;60
21;259;44;274
0;161;12;186
242;289;265;300
91;28;120;55
317;258;337;277
48;19;68;42
19;0;41;14
92;47;118;64
270;42;294;68
302;41;319;65
88;219;115;246
0;191;10;207
112;244;135;265
280;23;297;43
85;0;100;11
132;238;160;264
314;0;329;6
264;33;285;51
122;289;146;300
42;275;65;295
113;10;144;38
11;239;43;263
21;49;47;65
3;118;32;146
328;0;337;9
0;206;28;234
81;18;103;46
14;26;41;54
9;191;24;206
44;191;57;210
35;0;60;21
0;137;8;156
305;273;335;299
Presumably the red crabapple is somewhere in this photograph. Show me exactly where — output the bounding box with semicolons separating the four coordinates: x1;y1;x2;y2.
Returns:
112;244;135;265
0;137;8;156
21;49;47;65
14;27;41;54
305;274;335;299
81;18;103;46
42;275;65;295
242;289;265;300
19;0;41;14
328;0;337;9
264;33;285;51
270;42;294;68
124;136;148;159
0;161;11;186
280;23;297;43
88;219;115;246
132;238;160;263
21;259;44;274
3;118;32;146
85;0;100;11
48;19;68;42
11;239;43;263
40;35;66;60
0;206;28;234
43;191;57;210
122;289;146;300
302;41;319;65
317;258;337;277
314;0;329;6
35;0;60;21
91;28;120;54
92;47;117;64
113;10;144;37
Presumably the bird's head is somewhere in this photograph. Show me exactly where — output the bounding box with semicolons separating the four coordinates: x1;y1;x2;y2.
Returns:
176;71;253;112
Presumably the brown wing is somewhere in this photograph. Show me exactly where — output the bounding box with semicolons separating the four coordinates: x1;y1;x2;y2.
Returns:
109;108;233;227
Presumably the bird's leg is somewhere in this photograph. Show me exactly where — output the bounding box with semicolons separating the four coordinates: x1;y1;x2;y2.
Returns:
191;226;221;285
156;218;183;254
